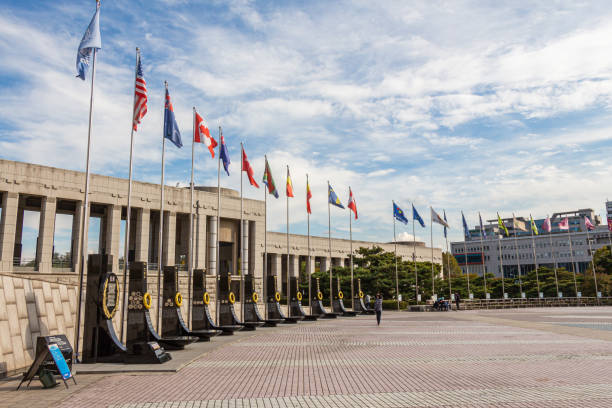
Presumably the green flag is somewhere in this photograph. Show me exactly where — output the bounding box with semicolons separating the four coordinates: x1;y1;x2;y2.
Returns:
497;213;509;236
530;215;539;235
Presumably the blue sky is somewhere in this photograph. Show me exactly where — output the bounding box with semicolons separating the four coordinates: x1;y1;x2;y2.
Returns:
1;0;612;256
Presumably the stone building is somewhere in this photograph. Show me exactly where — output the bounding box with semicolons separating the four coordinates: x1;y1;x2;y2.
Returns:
0;159;441;376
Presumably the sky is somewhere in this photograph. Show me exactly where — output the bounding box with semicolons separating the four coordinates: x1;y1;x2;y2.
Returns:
1;0;612;257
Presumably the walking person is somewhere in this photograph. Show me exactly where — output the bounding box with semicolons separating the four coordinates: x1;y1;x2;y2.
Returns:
455;292;461;311
374;293;383;326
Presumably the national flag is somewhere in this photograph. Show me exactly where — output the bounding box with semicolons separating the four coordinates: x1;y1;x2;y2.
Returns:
461;211;470;238
512;216;527;232
262;157;279;198
306;179;312;214
76;2;101;80
132;51;147;131
530;215;539;235
431;207;449;228
479;212;486;238
443;210;448;238
219;135;230;176
348;188;358;220
558;217;569;230
194;111;217;158
497;213;509;236
328;184;344;209
413;205;425;228
241;147;259;188
608;218;612;232
393;202;409;224
585;216;595;231
163;86;182;148
542;216;552;233
286;167;294;197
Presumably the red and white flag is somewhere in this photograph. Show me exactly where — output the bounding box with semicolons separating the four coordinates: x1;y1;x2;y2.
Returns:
558;217;569;230
194;111;217;158
347;188;358;220
241;146;259;188
585;216;595;231
608;218;612;232
542;217;551;233
132;52;147;131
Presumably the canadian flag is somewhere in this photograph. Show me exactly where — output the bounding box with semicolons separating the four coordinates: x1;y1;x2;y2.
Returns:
347;188;358;220
557;217;569;230
194;111;217;158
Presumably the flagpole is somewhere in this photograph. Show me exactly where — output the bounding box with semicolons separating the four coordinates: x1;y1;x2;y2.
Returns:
307;174;311;316
74;46;97;362
529;215;540;296
566;223;578;297
187;107;195;328
119;47;139;343
394;202;399;310
216;126;222;323
462;215;470;296
264;156;268;318
349;188;354;310
240;143;244;321
512;214;523;297
430;208;435;298
445;227;452;300
157;81;168;332
412;211;418;301
478;213;487;298
548;219;559;296
498;231;505;298
585;225;598;298
328;181;332;306
286;165;290;317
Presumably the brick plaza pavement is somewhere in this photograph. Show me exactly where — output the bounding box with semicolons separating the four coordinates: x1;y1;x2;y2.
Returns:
4;307;612;407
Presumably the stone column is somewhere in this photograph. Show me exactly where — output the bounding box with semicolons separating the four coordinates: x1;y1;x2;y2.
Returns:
135;208;150;263
104;204;122;273
194;211;207;269
248;221;257;276
71;202;82;272
207;215;217;275
163;211;176;267
0;192;18;270
289;254;299;277
270;253;282;290
306;255;315;276
319;257;330;273
241;219;249;275
36;197;57;273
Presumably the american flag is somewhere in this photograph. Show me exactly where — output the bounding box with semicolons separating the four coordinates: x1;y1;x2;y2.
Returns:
132;51;147;131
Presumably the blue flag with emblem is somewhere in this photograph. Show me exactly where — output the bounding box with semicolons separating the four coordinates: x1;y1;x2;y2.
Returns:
393;202;409;224
163;85;182;148
462;211;471;238
328;184;344;209
412;204;425;228
76;2;101;80
219;135;230;176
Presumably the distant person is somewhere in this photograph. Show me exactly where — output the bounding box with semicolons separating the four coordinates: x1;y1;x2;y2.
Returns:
374;293;383;326
365;294;371;305
455;292;461;311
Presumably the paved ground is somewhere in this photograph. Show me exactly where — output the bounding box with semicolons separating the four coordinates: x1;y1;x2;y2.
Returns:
3;307;612;407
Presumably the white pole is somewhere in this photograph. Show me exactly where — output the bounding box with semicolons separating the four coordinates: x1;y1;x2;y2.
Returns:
240;143;244;321
120;47;139;342
307;174;311;315
412;212;418;301
394;202;399;310
264;157;268;317
216;126;221;323
512;214;523;296
498;232;505;297
157;82;168;332
286;165;290;317
349;188;354;309
585;226;598;297
566;224;578;296
74;48;97;362
445;231;452;300
187;107;195;328
529;215;540;295
548;223;559;296
328;181;332;304
478;213;487;297
430;208;435;297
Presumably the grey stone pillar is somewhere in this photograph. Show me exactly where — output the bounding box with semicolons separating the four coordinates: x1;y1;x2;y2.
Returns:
106;204;122;273
71;201;82;272
270;253;282;290
320;257;330;273
194;211;207;269
241;219;249;275
207;215;217;275
306;255;315;276
36;197;57;273
0;192;18;270
135;208;149;262
163;211;176;266
289;254;299;277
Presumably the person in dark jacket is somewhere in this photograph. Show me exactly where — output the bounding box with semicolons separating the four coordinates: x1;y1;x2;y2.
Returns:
455;292;460;311
374;293;383;326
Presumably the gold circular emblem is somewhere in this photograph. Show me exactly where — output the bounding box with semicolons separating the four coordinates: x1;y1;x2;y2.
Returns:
359;290;364;299
275;292;281;302
229;292;236;304
101;274;119;319
203;292;210;305
174;292;183;307
143;292;152;310
338;291;344;300
317;292;323;300
252;292;259;303
296;292;303;301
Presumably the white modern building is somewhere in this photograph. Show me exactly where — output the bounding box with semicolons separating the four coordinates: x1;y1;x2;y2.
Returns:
451;207;612;278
